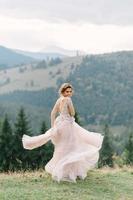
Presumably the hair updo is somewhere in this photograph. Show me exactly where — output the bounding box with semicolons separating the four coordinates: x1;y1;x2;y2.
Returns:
58;83;74;96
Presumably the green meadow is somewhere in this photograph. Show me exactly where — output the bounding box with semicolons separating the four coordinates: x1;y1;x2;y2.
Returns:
0;166;133;200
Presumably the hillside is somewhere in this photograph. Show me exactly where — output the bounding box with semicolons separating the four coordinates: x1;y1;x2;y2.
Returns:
0;56;82;94
0;46;35;69
0;167;133;200
66;51;133;127
0;50;133;137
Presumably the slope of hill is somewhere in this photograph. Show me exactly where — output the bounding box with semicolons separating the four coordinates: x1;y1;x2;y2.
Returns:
65;51;133;126
0;45;35;69
0;56;82;94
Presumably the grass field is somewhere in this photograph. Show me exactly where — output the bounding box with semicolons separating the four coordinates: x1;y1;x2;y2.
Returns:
0;166;133;200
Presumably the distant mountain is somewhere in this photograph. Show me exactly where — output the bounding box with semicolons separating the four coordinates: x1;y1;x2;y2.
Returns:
0;45;35;69
41;45;85;57
14;45;83;60
14;49;66;60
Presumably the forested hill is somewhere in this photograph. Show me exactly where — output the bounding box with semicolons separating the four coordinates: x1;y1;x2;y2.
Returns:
65;51;133;126
0;50;133;130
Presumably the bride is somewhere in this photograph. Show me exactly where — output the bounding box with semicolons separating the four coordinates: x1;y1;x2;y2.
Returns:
22;83;104;183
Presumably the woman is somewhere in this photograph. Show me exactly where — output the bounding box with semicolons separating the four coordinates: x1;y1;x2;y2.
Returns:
22;83;104;183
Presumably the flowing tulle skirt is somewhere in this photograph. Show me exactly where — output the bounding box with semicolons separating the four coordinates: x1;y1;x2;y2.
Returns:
22;114;104;183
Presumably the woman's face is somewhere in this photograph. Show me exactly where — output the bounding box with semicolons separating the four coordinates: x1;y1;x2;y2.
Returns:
62;87;73;97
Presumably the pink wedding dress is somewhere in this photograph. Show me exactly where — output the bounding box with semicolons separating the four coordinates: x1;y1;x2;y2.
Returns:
22;96;104;183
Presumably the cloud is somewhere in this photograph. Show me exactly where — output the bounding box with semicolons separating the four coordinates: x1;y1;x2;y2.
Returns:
0;15;56;51
0;0;133;53
0;0;133;25
1;14;133;53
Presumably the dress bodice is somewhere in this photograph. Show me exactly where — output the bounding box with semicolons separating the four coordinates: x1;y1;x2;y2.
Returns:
56;96;75;123
50;96;75;127
58;96;70;116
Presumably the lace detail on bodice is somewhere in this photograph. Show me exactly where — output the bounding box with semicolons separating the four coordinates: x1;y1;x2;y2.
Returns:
56;96;75;123
51;96;75;127
58;97;70;116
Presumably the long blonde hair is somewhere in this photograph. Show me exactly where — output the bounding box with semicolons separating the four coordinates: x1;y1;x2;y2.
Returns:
58;83;74;96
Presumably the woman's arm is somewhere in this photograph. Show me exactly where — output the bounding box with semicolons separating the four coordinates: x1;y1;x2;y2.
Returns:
50;99;59;127
67;97;75;116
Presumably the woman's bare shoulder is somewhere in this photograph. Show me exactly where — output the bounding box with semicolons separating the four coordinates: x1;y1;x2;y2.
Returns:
61;96;71;101
57;96;72;102
56;97;64;103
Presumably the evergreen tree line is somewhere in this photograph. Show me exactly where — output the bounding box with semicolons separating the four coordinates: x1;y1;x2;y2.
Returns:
0;107;54;172
0;107;132;172
98;124;133;168
35;57;62;69
0;107;81;172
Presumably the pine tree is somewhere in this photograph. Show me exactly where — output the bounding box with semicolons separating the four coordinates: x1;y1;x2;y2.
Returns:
74;109;82;125
13;107;32;170
27;120;54;170
40;120;47;134
39;120;54;167
125;131;133;165
98;123;114;168
0;114;14;171
0;118;2;131
28;120;48;169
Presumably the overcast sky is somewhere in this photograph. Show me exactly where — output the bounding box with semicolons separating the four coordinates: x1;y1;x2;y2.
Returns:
0;0;133;53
